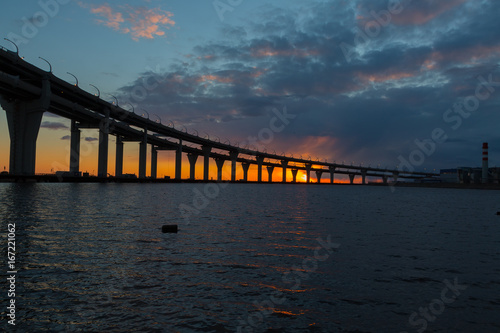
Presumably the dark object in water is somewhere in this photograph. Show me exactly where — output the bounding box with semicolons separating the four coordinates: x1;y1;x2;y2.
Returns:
497;212;500;215
162;225;179;233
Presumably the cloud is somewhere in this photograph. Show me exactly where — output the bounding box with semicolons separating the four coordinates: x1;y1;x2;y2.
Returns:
89;4;124;30
81;3;175;41
113;1;500;170
354;0;468;26
41;122;68;130
392;0;468;25
61;135;71;140
84;137;99;142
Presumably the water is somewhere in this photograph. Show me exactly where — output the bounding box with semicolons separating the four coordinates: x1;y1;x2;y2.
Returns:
1;183;499;332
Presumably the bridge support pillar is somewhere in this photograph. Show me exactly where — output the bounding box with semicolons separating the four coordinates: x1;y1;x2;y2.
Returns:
115;136;124;177
393;172;399;183
291;169;298;183
329;166;336;184
138;129;147;179
382;175;388;184
70;120;80;174
202;146;212;181
151;146;158;179
361;170;367;184
98;110;110;178
175;140;182;180
316;170;323;184
215;158;225;181
281;160;288;183
305;164;312;183
349;174;355;184
267;166;275;183
242;162;250;182
230;151;238;182
188;153;198;180
256;156;265;182
1;78;50;175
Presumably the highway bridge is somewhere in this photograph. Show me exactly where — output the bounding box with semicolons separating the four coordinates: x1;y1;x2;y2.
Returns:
0;46;438;184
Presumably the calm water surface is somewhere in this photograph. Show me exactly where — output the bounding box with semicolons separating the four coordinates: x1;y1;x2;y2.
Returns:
1;183;499;332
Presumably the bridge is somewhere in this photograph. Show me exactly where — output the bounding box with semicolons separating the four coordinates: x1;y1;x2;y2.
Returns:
0;46;438;184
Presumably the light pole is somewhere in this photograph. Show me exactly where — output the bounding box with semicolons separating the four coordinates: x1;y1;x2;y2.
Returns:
39;57;52;73
89;84;100;97
3;38;19;55
67;72;79;87
109;94;119;106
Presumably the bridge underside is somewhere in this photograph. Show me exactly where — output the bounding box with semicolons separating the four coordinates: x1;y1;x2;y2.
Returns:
0;48;439;183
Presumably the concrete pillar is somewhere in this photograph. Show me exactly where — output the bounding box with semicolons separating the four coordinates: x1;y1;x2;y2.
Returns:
70;120;80;175
382;175;388;184
138;129;147;179
115;136;124;177
230;151;238;182
98;109;110;178
361;170;367;184
242;162;250;182
315;170;323;184
215;158;225;182
305;164;312;183
256;156;265;182
482;142;489;184
329;166;336;184
202;146;212;181
267;165;275;183
151;146;158;179
349;174;355;184
175;139;182;180
281;160;288;183
291;169;298;183
393;172;399;183
1;78;50;175
188;153;198;180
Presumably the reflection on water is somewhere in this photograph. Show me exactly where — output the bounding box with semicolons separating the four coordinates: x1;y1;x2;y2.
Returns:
1;183;499;332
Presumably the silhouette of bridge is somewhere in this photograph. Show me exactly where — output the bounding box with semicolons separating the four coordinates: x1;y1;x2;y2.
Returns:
0;46;438;184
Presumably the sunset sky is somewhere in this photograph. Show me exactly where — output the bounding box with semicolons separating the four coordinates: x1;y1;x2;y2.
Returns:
1;0;500;180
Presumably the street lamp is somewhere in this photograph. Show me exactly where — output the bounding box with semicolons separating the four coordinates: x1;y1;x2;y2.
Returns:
39;57;52;73
109;94;119;106
89;84;100;97
125;103;135;114
67;72;78;87
3;38;19;55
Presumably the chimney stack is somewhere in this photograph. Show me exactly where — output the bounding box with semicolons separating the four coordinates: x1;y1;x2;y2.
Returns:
482;142;489;184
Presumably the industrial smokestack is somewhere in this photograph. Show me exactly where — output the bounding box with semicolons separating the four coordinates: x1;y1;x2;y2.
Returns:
482;142;489;184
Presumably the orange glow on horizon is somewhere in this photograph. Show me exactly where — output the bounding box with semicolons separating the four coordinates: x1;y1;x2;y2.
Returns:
0;112;350;182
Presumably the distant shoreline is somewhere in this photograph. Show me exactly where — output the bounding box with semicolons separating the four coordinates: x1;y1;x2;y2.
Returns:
1;174;500;190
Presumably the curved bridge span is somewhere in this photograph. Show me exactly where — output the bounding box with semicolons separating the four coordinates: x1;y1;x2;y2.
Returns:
0;48;438;183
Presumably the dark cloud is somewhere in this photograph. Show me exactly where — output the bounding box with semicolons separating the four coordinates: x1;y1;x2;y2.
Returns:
84;137;99;142
114;0;500;170
60;135;71;140
41;122;68;130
